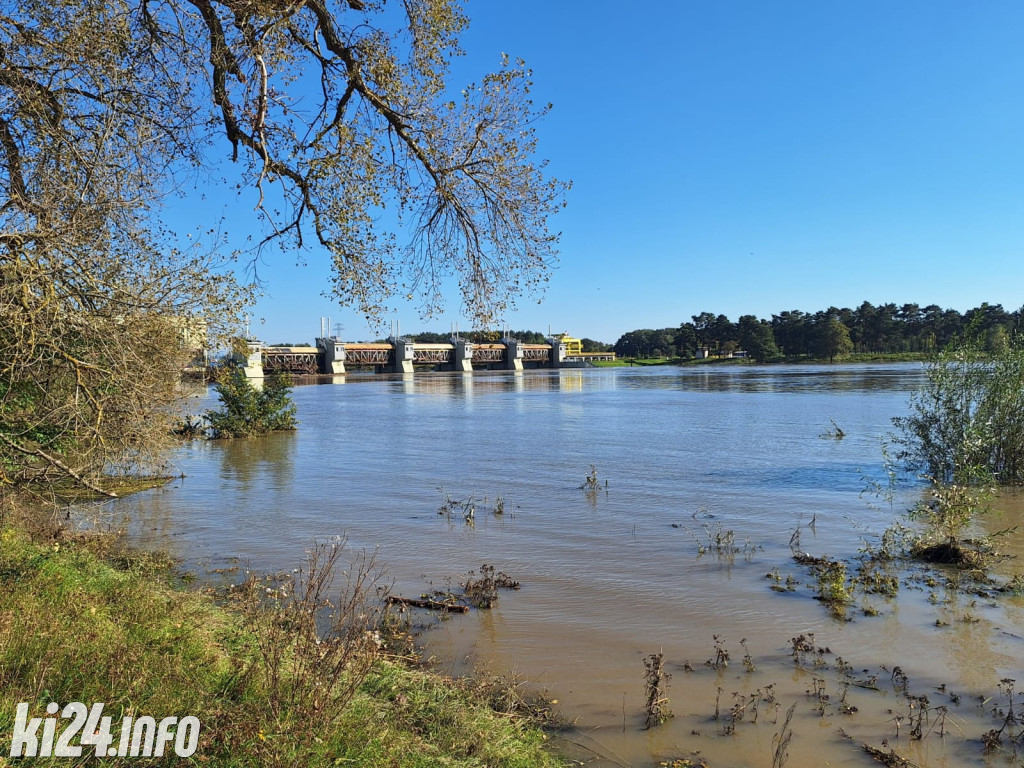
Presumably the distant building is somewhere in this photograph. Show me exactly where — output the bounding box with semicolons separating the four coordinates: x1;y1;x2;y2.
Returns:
171;315;209;369
551;332;583;357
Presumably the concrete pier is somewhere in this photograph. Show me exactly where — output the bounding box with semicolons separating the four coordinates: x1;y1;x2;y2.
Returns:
549;339;566;369
317;337;346;375
236;339;264;378
454;340;474;372
391;338;415;374
504;339;524;371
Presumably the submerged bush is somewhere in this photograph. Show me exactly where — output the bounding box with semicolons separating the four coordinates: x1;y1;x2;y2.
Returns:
892;339;1024;485
206;369;298;438
905;480;995;567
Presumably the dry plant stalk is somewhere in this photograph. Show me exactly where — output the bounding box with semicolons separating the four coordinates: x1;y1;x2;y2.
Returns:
237;537;386;732
771;703;796;768
643;652;671;729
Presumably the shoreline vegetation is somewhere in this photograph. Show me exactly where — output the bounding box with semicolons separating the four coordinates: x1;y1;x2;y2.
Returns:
0;507;565;767
590;351;932;367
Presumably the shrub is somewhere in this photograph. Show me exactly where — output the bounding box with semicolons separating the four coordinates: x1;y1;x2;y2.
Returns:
905;480;995;566
892;339;1024;485
207;369;298;438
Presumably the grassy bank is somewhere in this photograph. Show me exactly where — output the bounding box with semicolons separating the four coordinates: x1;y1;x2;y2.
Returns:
590;357;678;367
594;352;929;368
779;351;930;364
0;521;563;767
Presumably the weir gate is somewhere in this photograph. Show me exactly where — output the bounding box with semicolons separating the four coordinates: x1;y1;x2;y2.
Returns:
236;338;615;377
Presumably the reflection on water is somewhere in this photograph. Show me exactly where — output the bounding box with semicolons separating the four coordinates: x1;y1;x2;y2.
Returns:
612;363;925;393
217;431;296;489
106;363;1024;768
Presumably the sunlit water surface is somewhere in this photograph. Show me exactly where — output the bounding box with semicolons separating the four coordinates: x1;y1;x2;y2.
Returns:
103;364;1024;768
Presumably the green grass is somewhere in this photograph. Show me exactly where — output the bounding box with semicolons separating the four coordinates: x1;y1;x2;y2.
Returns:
679;356;750;366
772;351;930;364
591;357;678;367
0;526;564;767
681;352;930;366
592;352;929;369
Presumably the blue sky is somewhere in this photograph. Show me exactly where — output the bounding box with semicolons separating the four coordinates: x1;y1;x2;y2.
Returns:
183;1;1024;345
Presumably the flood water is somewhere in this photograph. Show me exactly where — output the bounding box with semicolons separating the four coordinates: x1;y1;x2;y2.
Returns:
105;364;1024;768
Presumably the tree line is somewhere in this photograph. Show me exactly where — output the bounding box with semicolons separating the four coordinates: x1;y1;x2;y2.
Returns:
613;302;1024;362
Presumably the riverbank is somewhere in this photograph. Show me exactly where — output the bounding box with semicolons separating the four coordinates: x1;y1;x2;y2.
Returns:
0;512;564;767
592;351;930;367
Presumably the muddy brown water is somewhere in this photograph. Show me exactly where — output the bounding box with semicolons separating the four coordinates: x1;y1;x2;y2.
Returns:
102;364;1024;768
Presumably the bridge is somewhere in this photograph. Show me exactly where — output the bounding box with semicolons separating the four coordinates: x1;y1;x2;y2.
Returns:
236;337;615;377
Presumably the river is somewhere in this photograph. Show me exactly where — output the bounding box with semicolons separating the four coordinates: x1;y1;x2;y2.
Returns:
102;363;1024;768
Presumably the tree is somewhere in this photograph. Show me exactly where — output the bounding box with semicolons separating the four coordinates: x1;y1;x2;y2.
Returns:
207;371;297;439
737;315;779;362
614;329;655;358
1;0;566;494
690;312;716;351
818;318;853;363
676;323;697;359
410;332;451;343
771;310;809;356
613;328;681;359
650;328;678;358
893;339;1024;485
580;338;611;353
986;325;1010;354
4;0;567;323
709;314;737;353
508;330;549;344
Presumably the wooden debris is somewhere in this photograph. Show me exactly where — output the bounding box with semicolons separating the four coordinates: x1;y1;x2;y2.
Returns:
387;595;469;613
862;743;917;767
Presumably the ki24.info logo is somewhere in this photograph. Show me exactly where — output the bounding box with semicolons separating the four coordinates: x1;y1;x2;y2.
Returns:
9;702;200;758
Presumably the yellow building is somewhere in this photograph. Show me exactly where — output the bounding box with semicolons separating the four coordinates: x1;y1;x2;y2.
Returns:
552;333;583;357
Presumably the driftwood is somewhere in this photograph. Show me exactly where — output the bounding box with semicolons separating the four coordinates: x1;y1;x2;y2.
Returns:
387;595;469;613
862;744;917;767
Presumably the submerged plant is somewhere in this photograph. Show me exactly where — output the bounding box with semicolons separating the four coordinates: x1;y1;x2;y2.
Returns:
439;494;477;524
643;652;672;728
771;703;797;768
740;637;756;673
906;477;995;566
815;559;853;616
707;635;730;669
853;558;900;598
893;338;1024;484
460;564;520;609
983;678;1024;754
1001;573;1024;596
438;493;510;523
687;522;761;561
207;370;298;438
579;464;603;491
793;554;854;618
821;419;846;439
